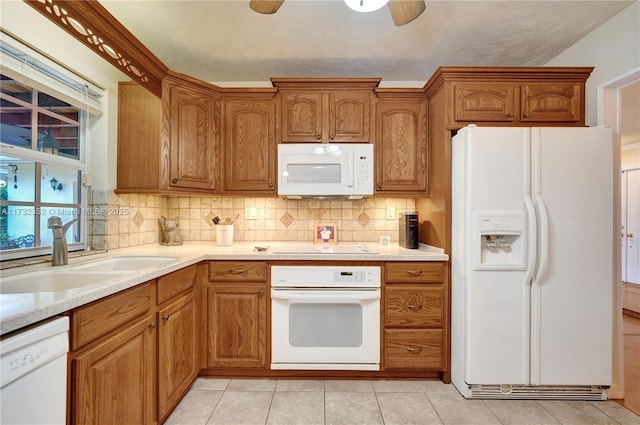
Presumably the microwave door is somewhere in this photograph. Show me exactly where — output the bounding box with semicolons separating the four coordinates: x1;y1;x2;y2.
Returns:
281;154;350;195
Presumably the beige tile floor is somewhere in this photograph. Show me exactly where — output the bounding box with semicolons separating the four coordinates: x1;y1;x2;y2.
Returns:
165;378;640;425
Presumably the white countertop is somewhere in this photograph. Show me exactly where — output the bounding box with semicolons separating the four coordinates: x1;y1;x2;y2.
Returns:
0;242;447;335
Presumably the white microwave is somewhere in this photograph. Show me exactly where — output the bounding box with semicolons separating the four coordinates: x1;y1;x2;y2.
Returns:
277;143;374;199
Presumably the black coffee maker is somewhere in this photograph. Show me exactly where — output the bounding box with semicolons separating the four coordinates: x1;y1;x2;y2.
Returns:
399;211;419;249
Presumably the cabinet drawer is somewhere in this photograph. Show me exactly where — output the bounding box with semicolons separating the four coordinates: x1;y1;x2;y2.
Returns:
385;262;444;283
209;261;267;282
157;265;196;305
71;282;153;350
384;329;444;370
385;286;443;327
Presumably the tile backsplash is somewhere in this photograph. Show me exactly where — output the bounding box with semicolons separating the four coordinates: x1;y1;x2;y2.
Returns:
93;191;415;250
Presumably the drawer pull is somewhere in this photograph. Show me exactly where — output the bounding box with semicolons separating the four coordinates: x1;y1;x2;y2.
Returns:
406;304;423;311
162;315;170;321
229;269;248;275
406;270;423;277
405;346;423;354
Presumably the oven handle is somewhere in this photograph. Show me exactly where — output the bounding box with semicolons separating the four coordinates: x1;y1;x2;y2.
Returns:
271;289;380;302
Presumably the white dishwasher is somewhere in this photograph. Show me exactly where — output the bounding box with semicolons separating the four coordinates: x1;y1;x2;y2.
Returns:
1;316;69;425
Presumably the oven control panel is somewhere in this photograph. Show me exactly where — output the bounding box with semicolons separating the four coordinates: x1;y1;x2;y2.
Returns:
271;266;381;288
333;271;368;283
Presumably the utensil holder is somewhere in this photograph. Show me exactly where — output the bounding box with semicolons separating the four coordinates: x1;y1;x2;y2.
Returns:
216;224;234;246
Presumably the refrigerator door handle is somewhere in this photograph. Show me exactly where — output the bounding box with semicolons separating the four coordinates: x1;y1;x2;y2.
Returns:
523;194;537;286
533;192;550;286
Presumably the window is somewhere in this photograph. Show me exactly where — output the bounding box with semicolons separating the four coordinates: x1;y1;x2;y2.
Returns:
1;74;85;258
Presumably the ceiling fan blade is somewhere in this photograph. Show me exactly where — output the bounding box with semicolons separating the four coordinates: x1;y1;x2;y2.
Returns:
249;0;285;14
388;0;425;26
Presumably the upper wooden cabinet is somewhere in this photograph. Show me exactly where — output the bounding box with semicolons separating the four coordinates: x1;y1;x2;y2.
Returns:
425;67;592;129
164;75;220;191
374;90;428;194
453;81;582;124
117;72;221;194
272;78;380;143
222;96;278;193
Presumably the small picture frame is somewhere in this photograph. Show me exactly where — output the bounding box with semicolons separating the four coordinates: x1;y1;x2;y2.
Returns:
314;222;337;244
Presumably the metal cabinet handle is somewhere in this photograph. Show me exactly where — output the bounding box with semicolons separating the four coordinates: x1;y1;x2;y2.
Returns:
406;270;423;277
406;304;423;311
171;178;178;184
257;289;265;296
316;134;321;140
405;346;423;354
377;183;382;189
628;233;635;238
162;315;170;321
149;322;157;329
268;182;274;188
230;269;248;275
523;113;531;118
507;112;514;117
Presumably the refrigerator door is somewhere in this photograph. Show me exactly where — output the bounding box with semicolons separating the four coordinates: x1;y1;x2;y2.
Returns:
454;126;532;385
530;127;613;386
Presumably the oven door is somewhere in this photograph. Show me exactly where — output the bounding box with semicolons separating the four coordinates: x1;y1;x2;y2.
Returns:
271;288;380;370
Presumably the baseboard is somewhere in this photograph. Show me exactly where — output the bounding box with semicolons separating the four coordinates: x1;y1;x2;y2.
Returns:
608;383;624;399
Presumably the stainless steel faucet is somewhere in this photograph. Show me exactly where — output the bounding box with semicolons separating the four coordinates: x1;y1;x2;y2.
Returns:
47;216;79;266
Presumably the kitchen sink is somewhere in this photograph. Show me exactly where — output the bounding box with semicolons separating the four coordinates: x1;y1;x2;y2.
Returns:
71;256;179;272
0;270;124;294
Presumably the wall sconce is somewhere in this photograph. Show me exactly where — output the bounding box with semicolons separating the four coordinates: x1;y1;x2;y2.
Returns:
50;177;63;191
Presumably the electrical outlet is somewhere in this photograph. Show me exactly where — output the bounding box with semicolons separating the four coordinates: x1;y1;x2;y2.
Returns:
244;207;258;220
386;206;396;220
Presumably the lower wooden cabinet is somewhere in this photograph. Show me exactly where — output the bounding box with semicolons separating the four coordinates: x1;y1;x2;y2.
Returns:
157;292;198;421
206;283;267;368
383;262;447;372
69;265;199;425
72;315;156;425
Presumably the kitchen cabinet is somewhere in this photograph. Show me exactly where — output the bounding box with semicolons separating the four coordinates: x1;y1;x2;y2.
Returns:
383;262;447;372
116;82;162;193
374;89;428;193
272;78;380;143
116;72;221;194
70;282;156;425
164;74;220;191
69;265;200;425
207;261;268;368
453;81;582;123
156;266;199;422
223;98;277;193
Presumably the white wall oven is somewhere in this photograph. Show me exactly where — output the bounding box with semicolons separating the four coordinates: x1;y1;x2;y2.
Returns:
271;266;381;370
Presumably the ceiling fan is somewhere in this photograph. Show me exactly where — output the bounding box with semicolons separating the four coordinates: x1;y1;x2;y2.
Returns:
249;0;426;26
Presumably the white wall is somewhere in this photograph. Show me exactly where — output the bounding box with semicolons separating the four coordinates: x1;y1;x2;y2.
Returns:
0;1;129;191
544;2;640;126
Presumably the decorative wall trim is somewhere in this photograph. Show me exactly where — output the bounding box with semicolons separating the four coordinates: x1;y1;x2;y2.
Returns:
25;0;168;97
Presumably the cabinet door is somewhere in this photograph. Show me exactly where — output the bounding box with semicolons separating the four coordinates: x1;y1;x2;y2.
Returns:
166;84;219;190
329;91;370;143
207;283;267;368
72;316;156;425
224;101;276;192
375;100;428;193
453;82;516;122
280;91;323;142
520;83;581;122
158;293;198;421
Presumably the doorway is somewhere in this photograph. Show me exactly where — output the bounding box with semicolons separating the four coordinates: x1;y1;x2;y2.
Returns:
600;69;640;414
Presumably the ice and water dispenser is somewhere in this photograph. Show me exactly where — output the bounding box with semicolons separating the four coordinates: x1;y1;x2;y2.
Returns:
472;212;526;270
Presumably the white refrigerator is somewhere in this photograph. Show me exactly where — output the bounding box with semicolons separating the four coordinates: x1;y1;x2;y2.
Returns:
451;125;614;399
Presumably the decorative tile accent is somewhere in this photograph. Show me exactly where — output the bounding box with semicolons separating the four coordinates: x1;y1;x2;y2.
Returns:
280;212;295;227
132;210;145;228
357;212;371;227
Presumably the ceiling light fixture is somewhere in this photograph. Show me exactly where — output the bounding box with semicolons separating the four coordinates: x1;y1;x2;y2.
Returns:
249;0;425;26
344;0;390;13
